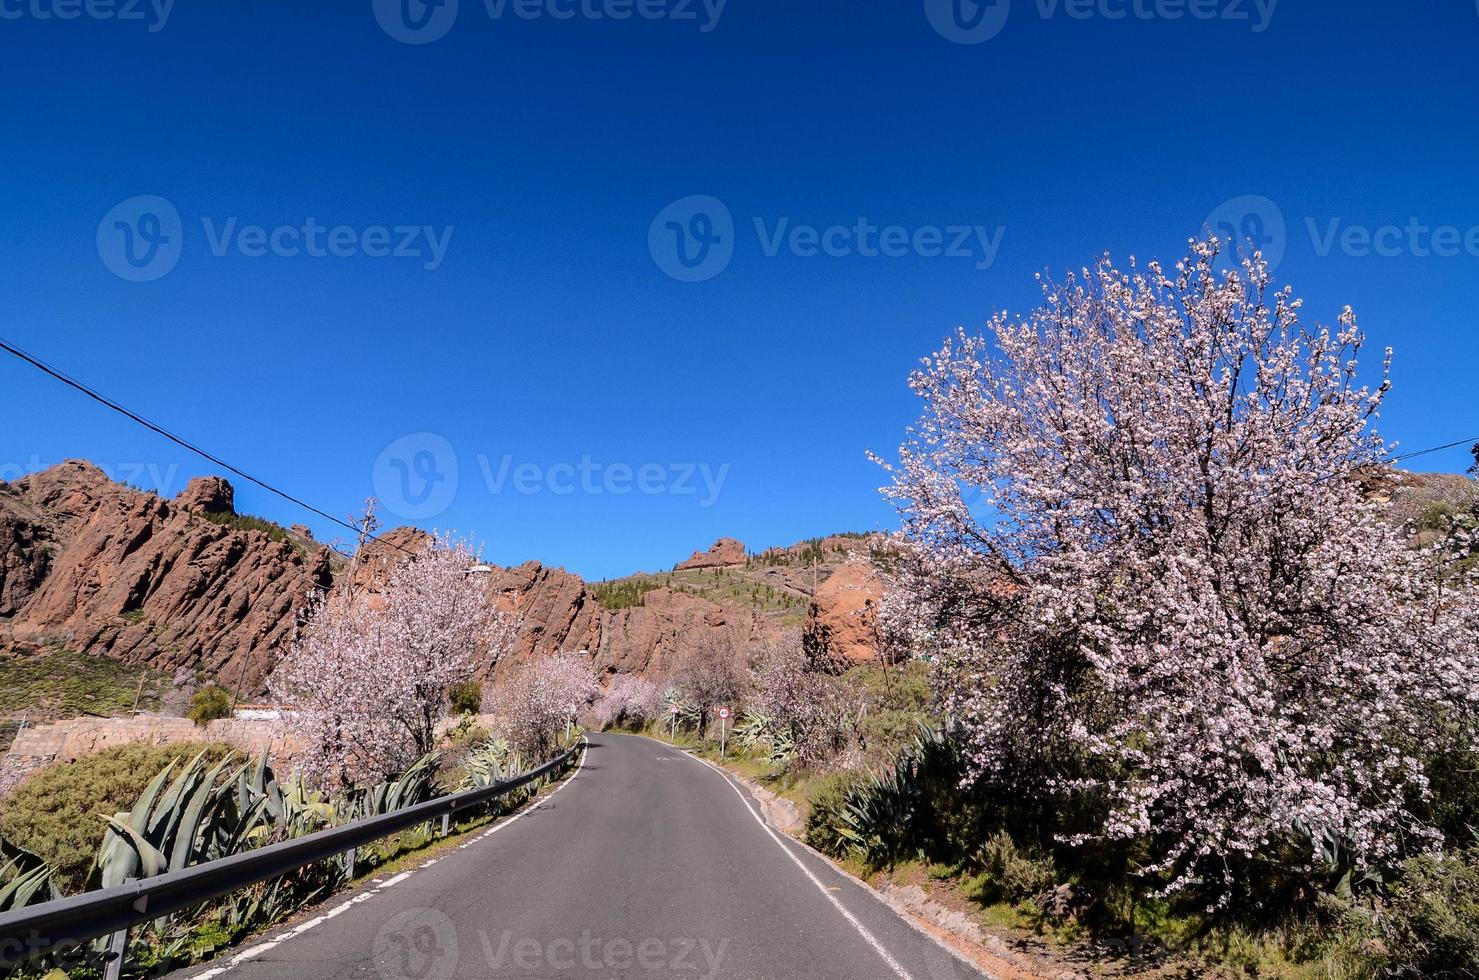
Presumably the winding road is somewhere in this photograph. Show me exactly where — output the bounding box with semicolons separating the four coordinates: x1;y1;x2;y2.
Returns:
171;733;986;980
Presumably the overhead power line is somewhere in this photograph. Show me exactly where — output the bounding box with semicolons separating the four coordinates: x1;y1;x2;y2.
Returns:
1;336;1472;557
1389;437;1479;464
0;335;417;556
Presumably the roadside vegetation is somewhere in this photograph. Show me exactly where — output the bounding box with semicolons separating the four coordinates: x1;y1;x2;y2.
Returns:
608;241;1479;978
0;648;173;720
0;529;591;980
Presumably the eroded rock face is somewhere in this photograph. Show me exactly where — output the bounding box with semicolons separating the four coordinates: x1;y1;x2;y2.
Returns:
487;561;603;666
174;476;234;515
803;558;885;669
0;495;51;617
676;537;747;570
595;587;736;678
0;461;337;693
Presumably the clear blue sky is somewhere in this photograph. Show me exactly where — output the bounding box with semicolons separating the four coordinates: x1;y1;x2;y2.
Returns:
2;0;1477;580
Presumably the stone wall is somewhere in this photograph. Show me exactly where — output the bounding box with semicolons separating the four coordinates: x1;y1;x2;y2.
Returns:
0;715;299;795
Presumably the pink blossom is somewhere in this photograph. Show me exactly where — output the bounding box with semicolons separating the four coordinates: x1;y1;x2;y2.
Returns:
880;239;1479;898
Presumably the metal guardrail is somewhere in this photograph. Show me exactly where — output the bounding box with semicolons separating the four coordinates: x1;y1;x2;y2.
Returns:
0;740;583;971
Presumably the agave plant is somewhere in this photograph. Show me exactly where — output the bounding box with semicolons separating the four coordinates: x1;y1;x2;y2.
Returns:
459;738;518;791
0;838;58;913
660;688;700;727
91;749;247;889
834;723;951;868
338;752;439;823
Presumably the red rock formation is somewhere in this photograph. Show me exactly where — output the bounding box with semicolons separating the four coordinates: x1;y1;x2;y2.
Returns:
803;558;885;669
0;461;337;693
676;537;747;570
174;476;234;515
594;587;736;679
486;561;603;666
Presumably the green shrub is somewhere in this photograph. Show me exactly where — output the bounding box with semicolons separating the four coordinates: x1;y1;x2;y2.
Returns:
804;769;866;855
590;578;663;609
0;742;231;893
1378;848;1479;976
187;685;234;726
973;830;1057;904
198;510;290;542
448;680;482;716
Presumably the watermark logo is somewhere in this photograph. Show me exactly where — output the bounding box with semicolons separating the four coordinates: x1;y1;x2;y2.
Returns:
0;0;175;31
925;0;1010;44
97;196;454;281
1202;194;1286;273
928;0;1276;44
376;0;726;43
649;195;1006;281
648;194;735;283
96;195;183;282
373;0;460;44
477;454;729;507
373;907;459;980
373;433;460;520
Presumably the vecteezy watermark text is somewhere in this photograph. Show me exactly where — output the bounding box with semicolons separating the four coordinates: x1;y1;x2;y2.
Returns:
370;433;731;520
648;195;1005;282
478;454;729;505
373;0;725;44
924;0;1276;45
200;217;454;270
0;0;174;31
480;929;728;977
0;455;181;496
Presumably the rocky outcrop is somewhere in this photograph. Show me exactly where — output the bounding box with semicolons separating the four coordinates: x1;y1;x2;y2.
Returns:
174;476;234;515
595;587;736;678
346;526;433;595
0;461;338;693
487;561;603;664
676;537;747;570
803;558;885;668
0;492;51;617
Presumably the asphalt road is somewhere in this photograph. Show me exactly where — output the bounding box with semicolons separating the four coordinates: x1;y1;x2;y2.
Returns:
174;733;985;980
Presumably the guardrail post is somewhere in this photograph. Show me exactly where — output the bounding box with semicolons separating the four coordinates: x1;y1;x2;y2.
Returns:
345;847;356;879
102;919;128;980
440;813;450;838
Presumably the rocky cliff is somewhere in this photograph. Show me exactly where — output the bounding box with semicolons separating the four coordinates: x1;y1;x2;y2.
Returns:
0;461;337;693
0;463;895;705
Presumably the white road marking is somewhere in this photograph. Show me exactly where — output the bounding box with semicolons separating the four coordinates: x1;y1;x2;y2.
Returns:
680;751;914;980
656;739;992;980
181;742;586;978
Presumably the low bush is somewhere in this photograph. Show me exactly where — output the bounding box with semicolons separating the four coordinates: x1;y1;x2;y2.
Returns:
187;685;234;726
448;680;482;716
0;742;231;893
972;830;1057;905
1378;848;1479;976
803;769;866;855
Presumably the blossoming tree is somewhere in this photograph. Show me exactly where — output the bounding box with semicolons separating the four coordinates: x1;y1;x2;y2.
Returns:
484;653;599;760
880;239;1479;899
271;534;515;788
591;673;662;730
